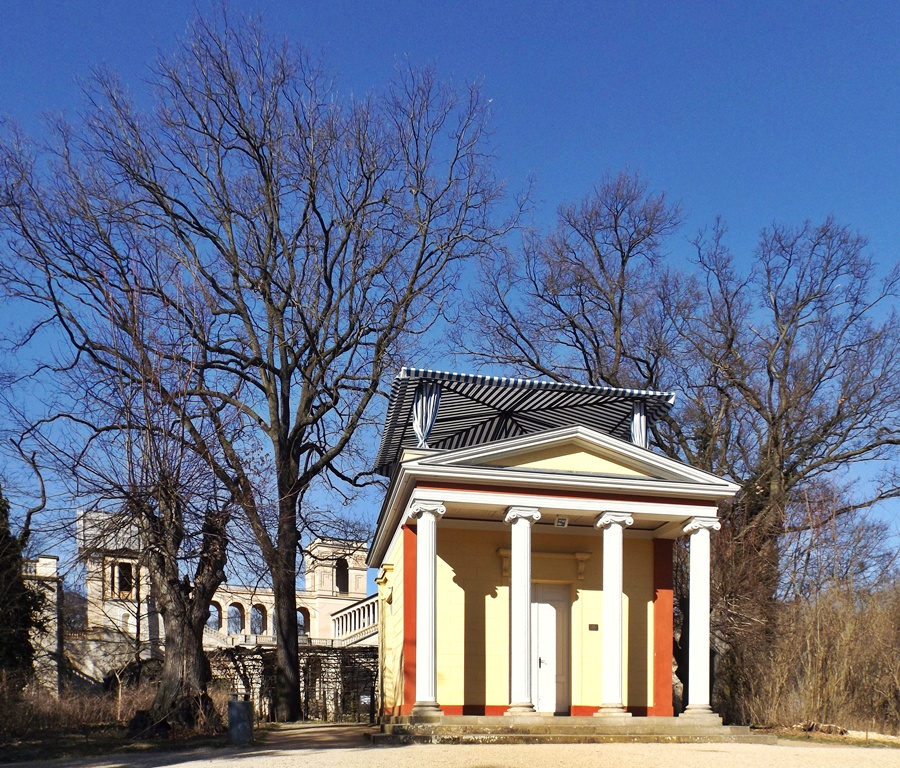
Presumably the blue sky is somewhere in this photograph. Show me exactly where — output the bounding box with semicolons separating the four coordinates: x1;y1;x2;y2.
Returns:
3;1;899;265
3;2;900;561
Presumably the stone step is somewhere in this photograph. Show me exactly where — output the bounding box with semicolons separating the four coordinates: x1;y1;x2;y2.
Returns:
383;717;746;733
372;716;777;745
386;714;726;725
384;725;755;735
370;731;777;745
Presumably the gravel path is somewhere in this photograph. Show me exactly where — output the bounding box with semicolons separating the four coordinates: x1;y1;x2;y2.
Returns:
12;724;900;768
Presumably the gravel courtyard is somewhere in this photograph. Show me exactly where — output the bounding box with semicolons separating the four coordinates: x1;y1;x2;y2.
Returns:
11;724;900;768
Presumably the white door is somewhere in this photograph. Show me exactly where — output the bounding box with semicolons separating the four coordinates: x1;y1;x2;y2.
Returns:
531;583;570;714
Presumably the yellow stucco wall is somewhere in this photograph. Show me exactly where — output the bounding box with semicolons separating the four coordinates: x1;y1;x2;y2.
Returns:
482;445;648;476
624;539;655;708
428;526;655;711
378;533;406;714
560;532;603;709
436;527;510;708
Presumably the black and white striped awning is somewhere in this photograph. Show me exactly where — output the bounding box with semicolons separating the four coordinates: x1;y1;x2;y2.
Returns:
374;368;676;476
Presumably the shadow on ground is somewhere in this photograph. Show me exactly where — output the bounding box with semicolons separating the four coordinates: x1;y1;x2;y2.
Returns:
254;723;378;751
6;723;384;768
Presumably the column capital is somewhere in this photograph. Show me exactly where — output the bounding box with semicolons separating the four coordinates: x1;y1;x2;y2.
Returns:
683;516;721;535
406;500;446;523
595;511;634;530
504;506;541;524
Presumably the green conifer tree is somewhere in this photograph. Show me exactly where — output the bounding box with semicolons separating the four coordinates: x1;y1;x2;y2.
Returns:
0;485;43;690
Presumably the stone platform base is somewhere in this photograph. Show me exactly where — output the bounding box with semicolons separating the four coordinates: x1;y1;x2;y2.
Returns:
370;715;776;745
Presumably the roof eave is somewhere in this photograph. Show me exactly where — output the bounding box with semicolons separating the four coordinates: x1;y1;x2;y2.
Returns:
367;458;739;567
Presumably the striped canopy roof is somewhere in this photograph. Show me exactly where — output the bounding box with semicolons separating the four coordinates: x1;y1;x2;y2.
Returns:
374;368;676;476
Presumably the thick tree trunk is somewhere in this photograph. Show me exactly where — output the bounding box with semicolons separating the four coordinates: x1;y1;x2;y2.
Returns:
145;605;220;733
237;471;302;720
130;495;227;736
266;482;302;721
273;567;301;721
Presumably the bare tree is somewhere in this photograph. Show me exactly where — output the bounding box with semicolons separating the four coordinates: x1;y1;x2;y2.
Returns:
460;172;683;389
10;275;239;730
0;11;509;721
462;174;900;720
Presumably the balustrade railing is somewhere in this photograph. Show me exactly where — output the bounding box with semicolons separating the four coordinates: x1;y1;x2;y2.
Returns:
331;594;378;643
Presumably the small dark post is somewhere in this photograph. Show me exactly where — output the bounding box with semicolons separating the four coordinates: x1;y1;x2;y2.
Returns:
228;693;254;746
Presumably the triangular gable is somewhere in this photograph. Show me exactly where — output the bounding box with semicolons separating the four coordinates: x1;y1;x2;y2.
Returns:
481;443;648;477
414;425;738;489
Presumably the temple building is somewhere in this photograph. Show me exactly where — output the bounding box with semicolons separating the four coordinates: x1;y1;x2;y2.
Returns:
369;368;740;735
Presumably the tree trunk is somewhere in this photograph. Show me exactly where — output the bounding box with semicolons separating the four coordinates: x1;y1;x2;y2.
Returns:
135;600;220;735
131;494;227;737
273;559;301;721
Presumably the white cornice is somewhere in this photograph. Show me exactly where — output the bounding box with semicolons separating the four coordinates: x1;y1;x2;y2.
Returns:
368;425;740;567
414;424;739;489
368;458;736;568
404;463;738;499
408;485;721;518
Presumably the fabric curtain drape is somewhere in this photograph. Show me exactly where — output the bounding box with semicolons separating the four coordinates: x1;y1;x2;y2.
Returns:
631;401;648;448
412;382;442;448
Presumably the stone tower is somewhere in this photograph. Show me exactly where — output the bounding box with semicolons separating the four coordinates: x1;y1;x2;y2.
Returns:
303;539;368;637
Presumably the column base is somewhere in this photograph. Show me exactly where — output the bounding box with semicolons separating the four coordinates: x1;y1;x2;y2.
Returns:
679;705;722;725
505;703;538;716
410;702;443;722
594;705;632;719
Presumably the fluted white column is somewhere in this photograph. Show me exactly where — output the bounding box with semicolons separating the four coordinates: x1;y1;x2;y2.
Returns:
683;516;721;716
407;500;446;717
504;506;541;715
595;511;633;716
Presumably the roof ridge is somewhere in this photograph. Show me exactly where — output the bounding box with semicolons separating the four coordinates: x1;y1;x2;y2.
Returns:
398;366;676;401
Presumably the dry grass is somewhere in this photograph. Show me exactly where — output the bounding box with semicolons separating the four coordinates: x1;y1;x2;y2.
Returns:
0;681;156;744
743;583;900;735
0;682;233;763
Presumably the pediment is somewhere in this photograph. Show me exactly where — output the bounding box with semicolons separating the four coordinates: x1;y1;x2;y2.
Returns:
481;443;649;477
413;426;737;488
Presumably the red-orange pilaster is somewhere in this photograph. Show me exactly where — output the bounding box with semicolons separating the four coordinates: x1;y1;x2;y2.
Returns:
650;538;675;716
401;524;417;715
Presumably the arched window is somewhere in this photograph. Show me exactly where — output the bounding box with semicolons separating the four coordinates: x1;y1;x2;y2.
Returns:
335;558;349;594
207;601;222;632
297;607;310;636
250;604;267;635
228;603;245;634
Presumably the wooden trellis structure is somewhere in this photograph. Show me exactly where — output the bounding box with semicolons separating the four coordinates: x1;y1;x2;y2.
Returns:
210;644;377;723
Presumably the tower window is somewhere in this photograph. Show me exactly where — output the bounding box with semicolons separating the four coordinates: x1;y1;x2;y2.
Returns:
335;558;349;594
117;563;134;599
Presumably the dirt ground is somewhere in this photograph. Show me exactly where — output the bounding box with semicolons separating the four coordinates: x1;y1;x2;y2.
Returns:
9;724;900;768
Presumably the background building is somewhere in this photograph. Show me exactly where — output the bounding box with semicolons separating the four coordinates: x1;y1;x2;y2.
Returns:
27;512;378;720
